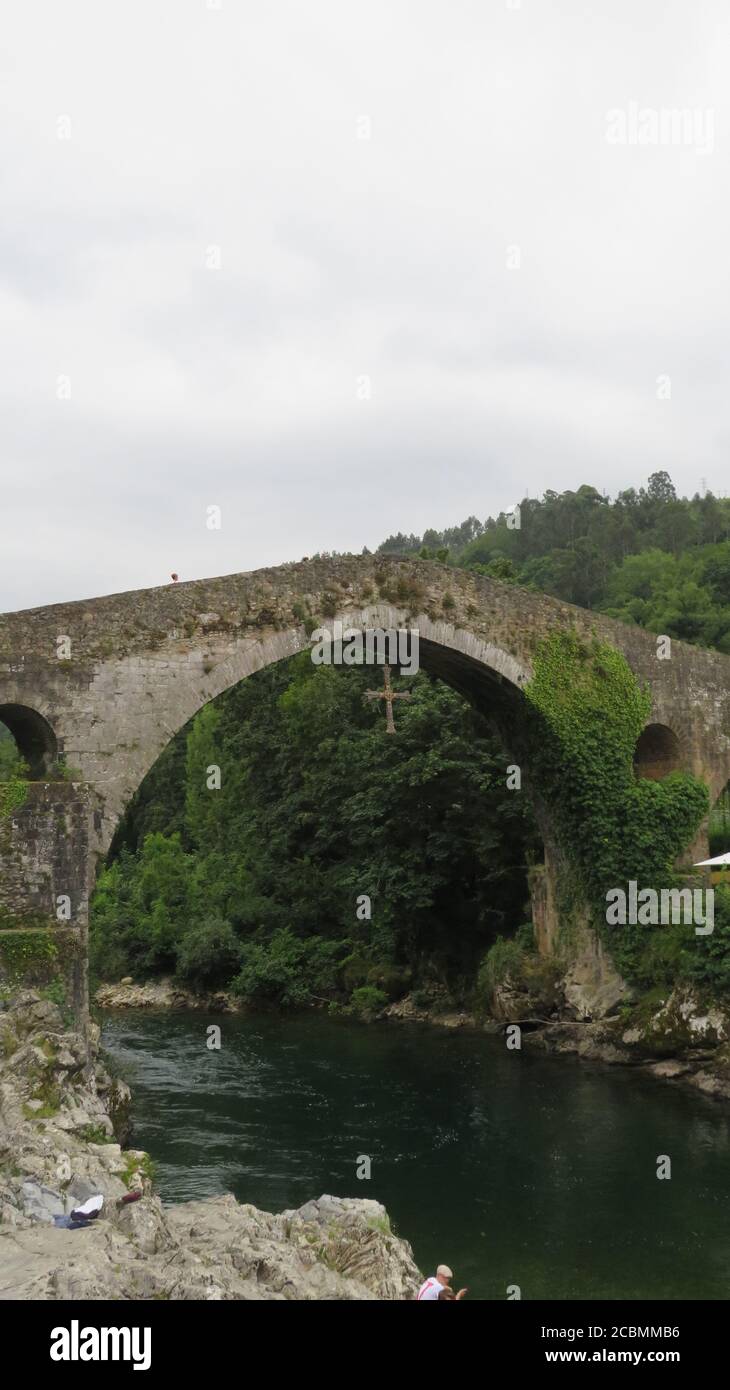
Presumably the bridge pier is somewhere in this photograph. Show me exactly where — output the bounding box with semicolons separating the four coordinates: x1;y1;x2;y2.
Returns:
0;782;103;1028
528;821;629;1019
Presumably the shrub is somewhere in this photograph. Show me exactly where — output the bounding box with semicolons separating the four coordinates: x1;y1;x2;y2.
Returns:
48;761;83;781
476;928;561;1016
410;988;434;1009
376;575;425;606
365;963;407;999
349;985;388;1015
175;918;243;989
40;979;67;1008
89;935;130;985
340;952;369;991
478;937;526;994
231;928;346;1008
628;924;693;992
686;883;730;995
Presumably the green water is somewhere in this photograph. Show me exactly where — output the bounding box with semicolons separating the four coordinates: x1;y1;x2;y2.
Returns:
102;1010;730;1300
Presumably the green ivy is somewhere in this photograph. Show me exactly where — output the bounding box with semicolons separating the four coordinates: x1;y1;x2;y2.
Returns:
524;631;709;978
0;777;28;820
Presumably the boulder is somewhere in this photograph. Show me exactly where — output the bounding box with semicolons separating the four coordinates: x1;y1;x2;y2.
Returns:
19;1181;65;1223
562;930;630;1021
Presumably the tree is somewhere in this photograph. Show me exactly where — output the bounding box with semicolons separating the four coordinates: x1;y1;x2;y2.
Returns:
91;658;538;997
704;543;730;604
647;470;677;504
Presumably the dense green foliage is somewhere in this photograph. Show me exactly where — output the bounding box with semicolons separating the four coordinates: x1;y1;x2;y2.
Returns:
378;471;730;653
91;660;536;1004
686;884;730;993
524;633;709;978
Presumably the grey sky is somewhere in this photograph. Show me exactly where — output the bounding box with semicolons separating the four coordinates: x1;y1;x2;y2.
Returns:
1;0;728;612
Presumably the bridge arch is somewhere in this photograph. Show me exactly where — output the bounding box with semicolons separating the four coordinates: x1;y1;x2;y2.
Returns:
0;703;57;778
99;604;536;849
102;615;550;999
633;722;684;781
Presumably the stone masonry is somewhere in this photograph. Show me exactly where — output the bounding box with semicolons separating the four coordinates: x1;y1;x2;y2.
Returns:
1;556;729;1020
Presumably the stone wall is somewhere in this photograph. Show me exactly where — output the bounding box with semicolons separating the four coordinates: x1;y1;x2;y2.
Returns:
0;783;103;1018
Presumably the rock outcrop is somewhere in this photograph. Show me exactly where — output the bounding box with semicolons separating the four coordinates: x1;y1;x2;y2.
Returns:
0;992;422;1300
524;985;730;1100
95;977;238;1013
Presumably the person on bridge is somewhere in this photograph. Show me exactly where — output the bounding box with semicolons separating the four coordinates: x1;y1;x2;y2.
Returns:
417;1265;467;1300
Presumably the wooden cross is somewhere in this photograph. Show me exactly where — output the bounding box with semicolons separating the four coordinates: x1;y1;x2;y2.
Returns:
365;664;412;734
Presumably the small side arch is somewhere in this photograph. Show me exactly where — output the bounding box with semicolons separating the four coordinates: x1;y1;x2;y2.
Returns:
633;722;683;781
0;703;58;778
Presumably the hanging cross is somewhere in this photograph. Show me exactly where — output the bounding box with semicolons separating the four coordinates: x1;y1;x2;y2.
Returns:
365;664;412;734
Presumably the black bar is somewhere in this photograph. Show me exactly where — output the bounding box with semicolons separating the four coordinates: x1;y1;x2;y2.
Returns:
11;1299;718;1376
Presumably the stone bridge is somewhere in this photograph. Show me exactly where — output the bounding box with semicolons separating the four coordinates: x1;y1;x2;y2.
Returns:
1;554;730;1020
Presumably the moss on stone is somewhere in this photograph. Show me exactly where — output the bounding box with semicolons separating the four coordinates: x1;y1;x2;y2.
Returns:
0;904;56;932
0;929;60;986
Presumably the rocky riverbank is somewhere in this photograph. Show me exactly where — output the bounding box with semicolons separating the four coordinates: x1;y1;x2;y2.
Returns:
0;991;422;1300
386;988;730;1099
521;989;730;1100
95;976;487;1028
95;977;238;1013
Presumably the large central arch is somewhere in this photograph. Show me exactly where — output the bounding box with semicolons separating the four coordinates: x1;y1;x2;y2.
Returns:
104;605;534;840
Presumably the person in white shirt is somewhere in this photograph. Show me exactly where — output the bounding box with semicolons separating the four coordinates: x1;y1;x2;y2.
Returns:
417;1264;467;1300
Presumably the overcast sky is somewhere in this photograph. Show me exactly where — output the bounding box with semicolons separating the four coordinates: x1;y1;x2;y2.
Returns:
1;0;728;612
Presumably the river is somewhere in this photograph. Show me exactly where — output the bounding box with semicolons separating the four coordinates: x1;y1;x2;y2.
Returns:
101;1009;730;1300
